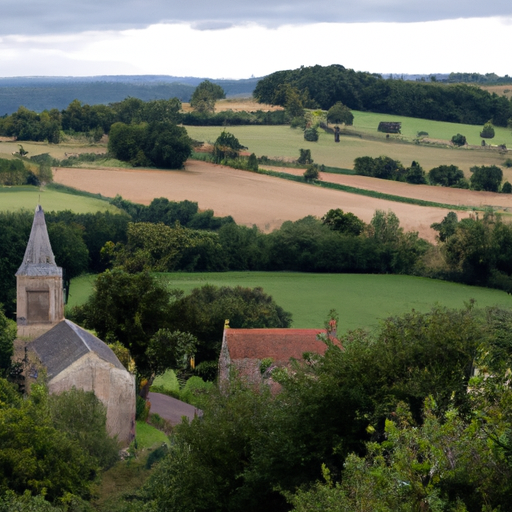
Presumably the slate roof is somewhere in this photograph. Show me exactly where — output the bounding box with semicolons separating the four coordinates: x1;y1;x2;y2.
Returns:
16;205;62;277
28;320;125;378
224;329;329;363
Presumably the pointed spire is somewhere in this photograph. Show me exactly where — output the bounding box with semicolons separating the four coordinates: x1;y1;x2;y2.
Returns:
16;205;62;276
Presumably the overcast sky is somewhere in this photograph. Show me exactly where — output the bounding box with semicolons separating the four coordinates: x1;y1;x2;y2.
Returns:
1;1;511;78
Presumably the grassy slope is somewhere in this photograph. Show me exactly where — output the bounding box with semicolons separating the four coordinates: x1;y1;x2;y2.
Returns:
68;272;512;334
0;185;119;214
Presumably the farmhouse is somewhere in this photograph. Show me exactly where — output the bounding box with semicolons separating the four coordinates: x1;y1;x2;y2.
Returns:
219;324;339;391
17;205;136;445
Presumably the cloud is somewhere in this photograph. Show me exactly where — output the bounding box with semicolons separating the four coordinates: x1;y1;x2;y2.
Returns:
2;0;512;36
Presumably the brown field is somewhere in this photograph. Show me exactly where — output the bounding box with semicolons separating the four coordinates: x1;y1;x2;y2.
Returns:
480;85;512;99
52;160;474;242
181;97;283;113
265;166;512;211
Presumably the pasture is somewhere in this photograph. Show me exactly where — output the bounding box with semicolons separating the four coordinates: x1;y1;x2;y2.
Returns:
185;123;510;176
0;185;120;214
67;272;512;334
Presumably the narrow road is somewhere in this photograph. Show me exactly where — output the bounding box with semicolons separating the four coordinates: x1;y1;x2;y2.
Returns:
148;392;202;425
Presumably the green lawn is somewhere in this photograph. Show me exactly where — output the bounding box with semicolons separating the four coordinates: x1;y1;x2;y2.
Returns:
0;185;119;214
185;122;510;176
68;272;512;334
136;421;169;448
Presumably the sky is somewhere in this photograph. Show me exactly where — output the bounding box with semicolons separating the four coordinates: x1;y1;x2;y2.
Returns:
1;1;511;78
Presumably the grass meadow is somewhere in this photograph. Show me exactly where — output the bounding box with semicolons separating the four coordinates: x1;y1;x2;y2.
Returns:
0;185;119;214
68;272;512;334
185;121;511;177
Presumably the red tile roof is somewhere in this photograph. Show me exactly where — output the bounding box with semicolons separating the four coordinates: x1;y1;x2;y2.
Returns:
224;329;328;362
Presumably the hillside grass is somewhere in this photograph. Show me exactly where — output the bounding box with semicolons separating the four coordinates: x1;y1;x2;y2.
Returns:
185;115;511;176
68;272;512;334
0;185;120;213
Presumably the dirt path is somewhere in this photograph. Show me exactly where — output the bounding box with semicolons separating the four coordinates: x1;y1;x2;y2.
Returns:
262;166;512;210
53;161;472;242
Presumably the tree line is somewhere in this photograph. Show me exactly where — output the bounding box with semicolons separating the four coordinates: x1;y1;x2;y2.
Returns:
354;155;510;192
253;64;512;126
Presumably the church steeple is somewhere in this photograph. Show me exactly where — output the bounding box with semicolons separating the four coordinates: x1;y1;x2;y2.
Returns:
16;205;64;339
16;205;60;276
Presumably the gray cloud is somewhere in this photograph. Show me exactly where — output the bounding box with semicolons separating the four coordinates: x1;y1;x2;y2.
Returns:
1;0;512;35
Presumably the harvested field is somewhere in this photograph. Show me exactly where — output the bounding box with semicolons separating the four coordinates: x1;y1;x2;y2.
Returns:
264;166;512;211
182;97;283;113
53;160;471;242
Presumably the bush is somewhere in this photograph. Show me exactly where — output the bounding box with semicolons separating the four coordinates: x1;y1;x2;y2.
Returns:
451;133;467;146
136;395;150;422
502;181;512;193
326;102;354;125
503;158;512;168
213;131;246;163
303;164;320;182
247;153;258;171
303;127;319;142
428;165;465;187
417;131;429;137
298;148;313;164
480;122;495;138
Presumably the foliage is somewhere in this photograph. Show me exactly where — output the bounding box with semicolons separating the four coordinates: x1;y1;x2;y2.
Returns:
303;164;320;183
404;160;426;184
303;127;318;142
212;131;246;163
190;80;225;114
354;155;405;181
169;284;292;364
0;381;104;502
0;307;16;375
451;133;467;146
502;180;512;193
480;121;495;138
247;153;258;171
297;148;313;164
48;388;119;470
254;64;512;126
146;329;197;376
71;270;180;378
321;209;365;236
430;211;459;242
108;121;192;169
428;164;466;187
0;158;39;186
469;164;503;192
326;101;353;125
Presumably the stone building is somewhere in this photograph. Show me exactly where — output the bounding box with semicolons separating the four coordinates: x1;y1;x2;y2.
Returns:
218;327;335;392
17;205;135;445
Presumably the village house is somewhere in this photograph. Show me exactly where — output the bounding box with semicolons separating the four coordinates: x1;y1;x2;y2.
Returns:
16;205;136;445
218;323;339;392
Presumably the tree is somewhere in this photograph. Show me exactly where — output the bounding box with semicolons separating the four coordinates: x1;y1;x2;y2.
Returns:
213;131;246;163
297;148;313;164
71;270;181;378
428;164;465;187
502;181;512;193
451;133;467;146
430;211;459;242
321;209;365;236
470;165;503;192
303;127;318;142
169;285;292;364
480;122;495;138
0;307;16;376
190;80;225;114
303;164;320;183
404;161;426;184
326;101;354;125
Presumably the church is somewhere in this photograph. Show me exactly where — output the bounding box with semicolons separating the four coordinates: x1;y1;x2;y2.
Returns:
16;205;135;446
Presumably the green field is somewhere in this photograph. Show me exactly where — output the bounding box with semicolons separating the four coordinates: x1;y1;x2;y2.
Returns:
185;122;511;177
0;185;120;214
68;272;512;334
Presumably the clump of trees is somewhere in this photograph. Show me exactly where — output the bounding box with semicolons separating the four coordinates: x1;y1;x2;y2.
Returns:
353;156;427;184
212;131;246;163
108;121;192;169
428;164;467;187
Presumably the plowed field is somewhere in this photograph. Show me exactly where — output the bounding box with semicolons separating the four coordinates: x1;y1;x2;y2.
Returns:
53;160;476;242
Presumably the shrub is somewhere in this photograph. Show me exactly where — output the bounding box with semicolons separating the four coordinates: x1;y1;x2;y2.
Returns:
503;158;512;168
303;164;320;183
502;181;512;193
417;131;429;137
480;122;495;138
247;153;258;171
303;127;319;142
136;395;150;422
326;102;354;125
451;134;467;146
298;148;313;164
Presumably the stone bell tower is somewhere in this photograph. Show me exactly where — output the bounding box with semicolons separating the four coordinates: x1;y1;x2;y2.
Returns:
16;205;64;339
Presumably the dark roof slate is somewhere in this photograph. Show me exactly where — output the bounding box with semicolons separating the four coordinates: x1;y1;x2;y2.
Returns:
16;205;61;277
28;320;125;378
224;329;328;363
